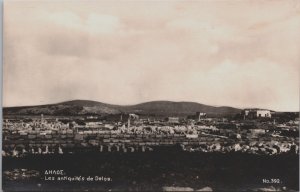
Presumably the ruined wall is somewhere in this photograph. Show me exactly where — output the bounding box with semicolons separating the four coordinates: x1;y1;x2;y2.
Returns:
3;130;299;155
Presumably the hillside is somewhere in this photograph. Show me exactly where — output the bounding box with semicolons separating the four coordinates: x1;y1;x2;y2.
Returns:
120;101;241;116
3;100;241;116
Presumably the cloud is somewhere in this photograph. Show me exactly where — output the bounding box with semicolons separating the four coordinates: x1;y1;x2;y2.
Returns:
3;0;300;111
44;11;122;34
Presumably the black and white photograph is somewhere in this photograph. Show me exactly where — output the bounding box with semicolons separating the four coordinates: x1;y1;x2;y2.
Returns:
2;0;300;191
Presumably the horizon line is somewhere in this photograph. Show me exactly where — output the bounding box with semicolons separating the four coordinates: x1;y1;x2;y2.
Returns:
3;99;299;112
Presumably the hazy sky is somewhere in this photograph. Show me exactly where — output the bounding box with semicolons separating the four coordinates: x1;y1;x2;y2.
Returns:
4;0;300;111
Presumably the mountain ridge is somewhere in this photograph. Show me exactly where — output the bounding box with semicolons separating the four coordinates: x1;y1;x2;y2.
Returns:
3;99;242;116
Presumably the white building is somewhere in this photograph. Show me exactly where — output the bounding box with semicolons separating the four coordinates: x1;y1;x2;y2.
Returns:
242;109;272;118
196;112;207;121
256;110;271;118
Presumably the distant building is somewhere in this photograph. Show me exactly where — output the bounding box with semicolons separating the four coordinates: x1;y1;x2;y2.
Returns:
127;113;139;128
242;109;272;119
167;117;179;124
196;112;206;121
86;116;98;120
129;114;139;120
85;122;103;127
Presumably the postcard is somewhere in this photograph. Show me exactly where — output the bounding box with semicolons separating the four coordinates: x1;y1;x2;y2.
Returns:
2;0;299;191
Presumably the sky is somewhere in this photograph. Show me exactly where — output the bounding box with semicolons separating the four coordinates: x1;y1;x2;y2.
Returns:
3;0;300;111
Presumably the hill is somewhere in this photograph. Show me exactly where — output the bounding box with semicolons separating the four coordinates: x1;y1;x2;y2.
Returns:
120;101;241;116
3;100;241;116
